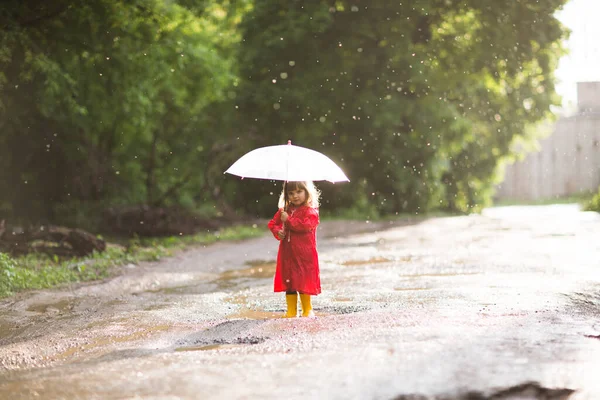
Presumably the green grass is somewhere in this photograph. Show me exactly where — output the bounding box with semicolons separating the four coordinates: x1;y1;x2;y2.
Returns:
0;224;264;298
493;191;596;207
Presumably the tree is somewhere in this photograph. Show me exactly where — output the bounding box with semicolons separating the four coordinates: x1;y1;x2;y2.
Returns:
230;0;568;216
0;0;244;224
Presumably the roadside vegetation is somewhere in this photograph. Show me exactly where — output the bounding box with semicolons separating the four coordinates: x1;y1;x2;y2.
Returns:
493;191;596;208
0;225;262;298
584;187;600;212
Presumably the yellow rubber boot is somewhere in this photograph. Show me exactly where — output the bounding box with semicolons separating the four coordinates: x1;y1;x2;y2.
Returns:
283;293;298;318
300;294;315;318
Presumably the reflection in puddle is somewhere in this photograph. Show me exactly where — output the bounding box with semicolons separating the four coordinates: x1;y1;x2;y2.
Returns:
26;299;77;314
228;309;282;320
214;261;276;290
219;262;276;280
224;294;328;319
225;295;282;320
50;325;172;362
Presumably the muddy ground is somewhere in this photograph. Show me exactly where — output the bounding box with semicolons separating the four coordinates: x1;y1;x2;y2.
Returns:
0;204;599;400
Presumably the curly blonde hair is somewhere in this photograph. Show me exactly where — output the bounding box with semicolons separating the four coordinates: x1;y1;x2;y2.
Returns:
278;181;321;209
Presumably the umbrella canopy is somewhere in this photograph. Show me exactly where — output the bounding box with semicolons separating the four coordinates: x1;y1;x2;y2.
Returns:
225;141;349;183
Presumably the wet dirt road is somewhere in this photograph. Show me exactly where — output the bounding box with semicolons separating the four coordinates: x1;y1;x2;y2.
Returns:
1;204;599;400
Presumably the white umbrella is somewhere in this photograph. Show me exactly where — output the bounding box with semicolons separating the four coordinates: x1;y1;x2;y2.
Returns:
225;141;349;183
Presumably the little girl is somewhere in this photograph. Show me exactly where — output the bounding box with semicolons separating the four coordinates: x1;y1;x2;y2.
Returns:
268;181;321;318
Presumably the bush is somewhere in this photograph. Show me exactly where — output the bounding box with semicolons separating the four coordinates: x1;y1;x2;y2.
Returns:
584;187;600;212
0;252;17;295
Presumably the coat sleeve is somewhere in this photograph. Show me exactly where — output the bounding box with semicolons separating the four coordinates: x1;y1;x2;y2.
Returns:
286;207;319;232
267;209;283;240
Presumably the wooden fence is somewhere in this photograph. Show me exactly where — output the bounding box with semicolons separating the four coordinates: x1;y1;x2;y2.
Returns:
496;113;600;201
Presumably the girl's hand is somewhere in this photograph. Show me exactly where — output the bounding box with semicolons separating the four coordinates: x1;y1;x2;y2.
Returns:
277;230;285;240
280;211;288;222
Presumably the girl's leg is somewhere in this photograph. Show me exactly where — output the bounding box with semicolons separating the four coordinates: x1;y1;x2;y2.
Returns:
284;291;298;318
299;293;315;317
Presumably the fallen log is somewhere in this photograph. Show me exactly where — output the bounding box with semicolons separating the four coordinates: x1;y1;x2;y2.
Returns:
0;224;106;257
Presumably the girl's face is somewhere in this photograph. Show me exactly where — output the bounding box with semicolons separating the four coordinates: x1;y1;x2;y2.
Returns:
287;187;307;207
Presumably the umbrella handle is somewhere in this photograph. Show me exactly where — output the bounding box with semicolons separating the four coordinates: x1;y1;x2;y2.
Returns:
280;206;289;241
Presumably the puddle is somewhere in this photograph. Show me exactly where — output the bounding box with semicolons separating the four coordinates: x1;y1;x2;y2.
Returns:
341;257;392;266
219;262;276;280
333;297;353;302
228;308;283;320
401;272;480;278
224;294;328;320
146;282;217;295
175;343;245;352
143;303;171;311
50;324;172;362
213;261;277;290
26;299;77;314
225;294;283;320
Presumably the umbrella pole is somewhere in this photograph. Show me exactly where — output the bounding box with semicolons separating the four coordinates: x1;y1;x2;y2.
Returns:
283;180;289;239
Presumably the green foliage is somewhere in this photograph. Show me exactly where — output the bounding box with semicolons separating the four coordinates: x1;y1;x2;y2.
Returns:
495;190;595;207
0;252;18;295
0;0;570;225
584;187;600;212
230;0;568;216
0;0;247;223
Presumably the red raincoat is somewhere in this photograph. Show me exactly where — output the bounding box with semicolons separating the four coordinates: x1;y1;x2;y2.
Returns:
267;205;321;295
